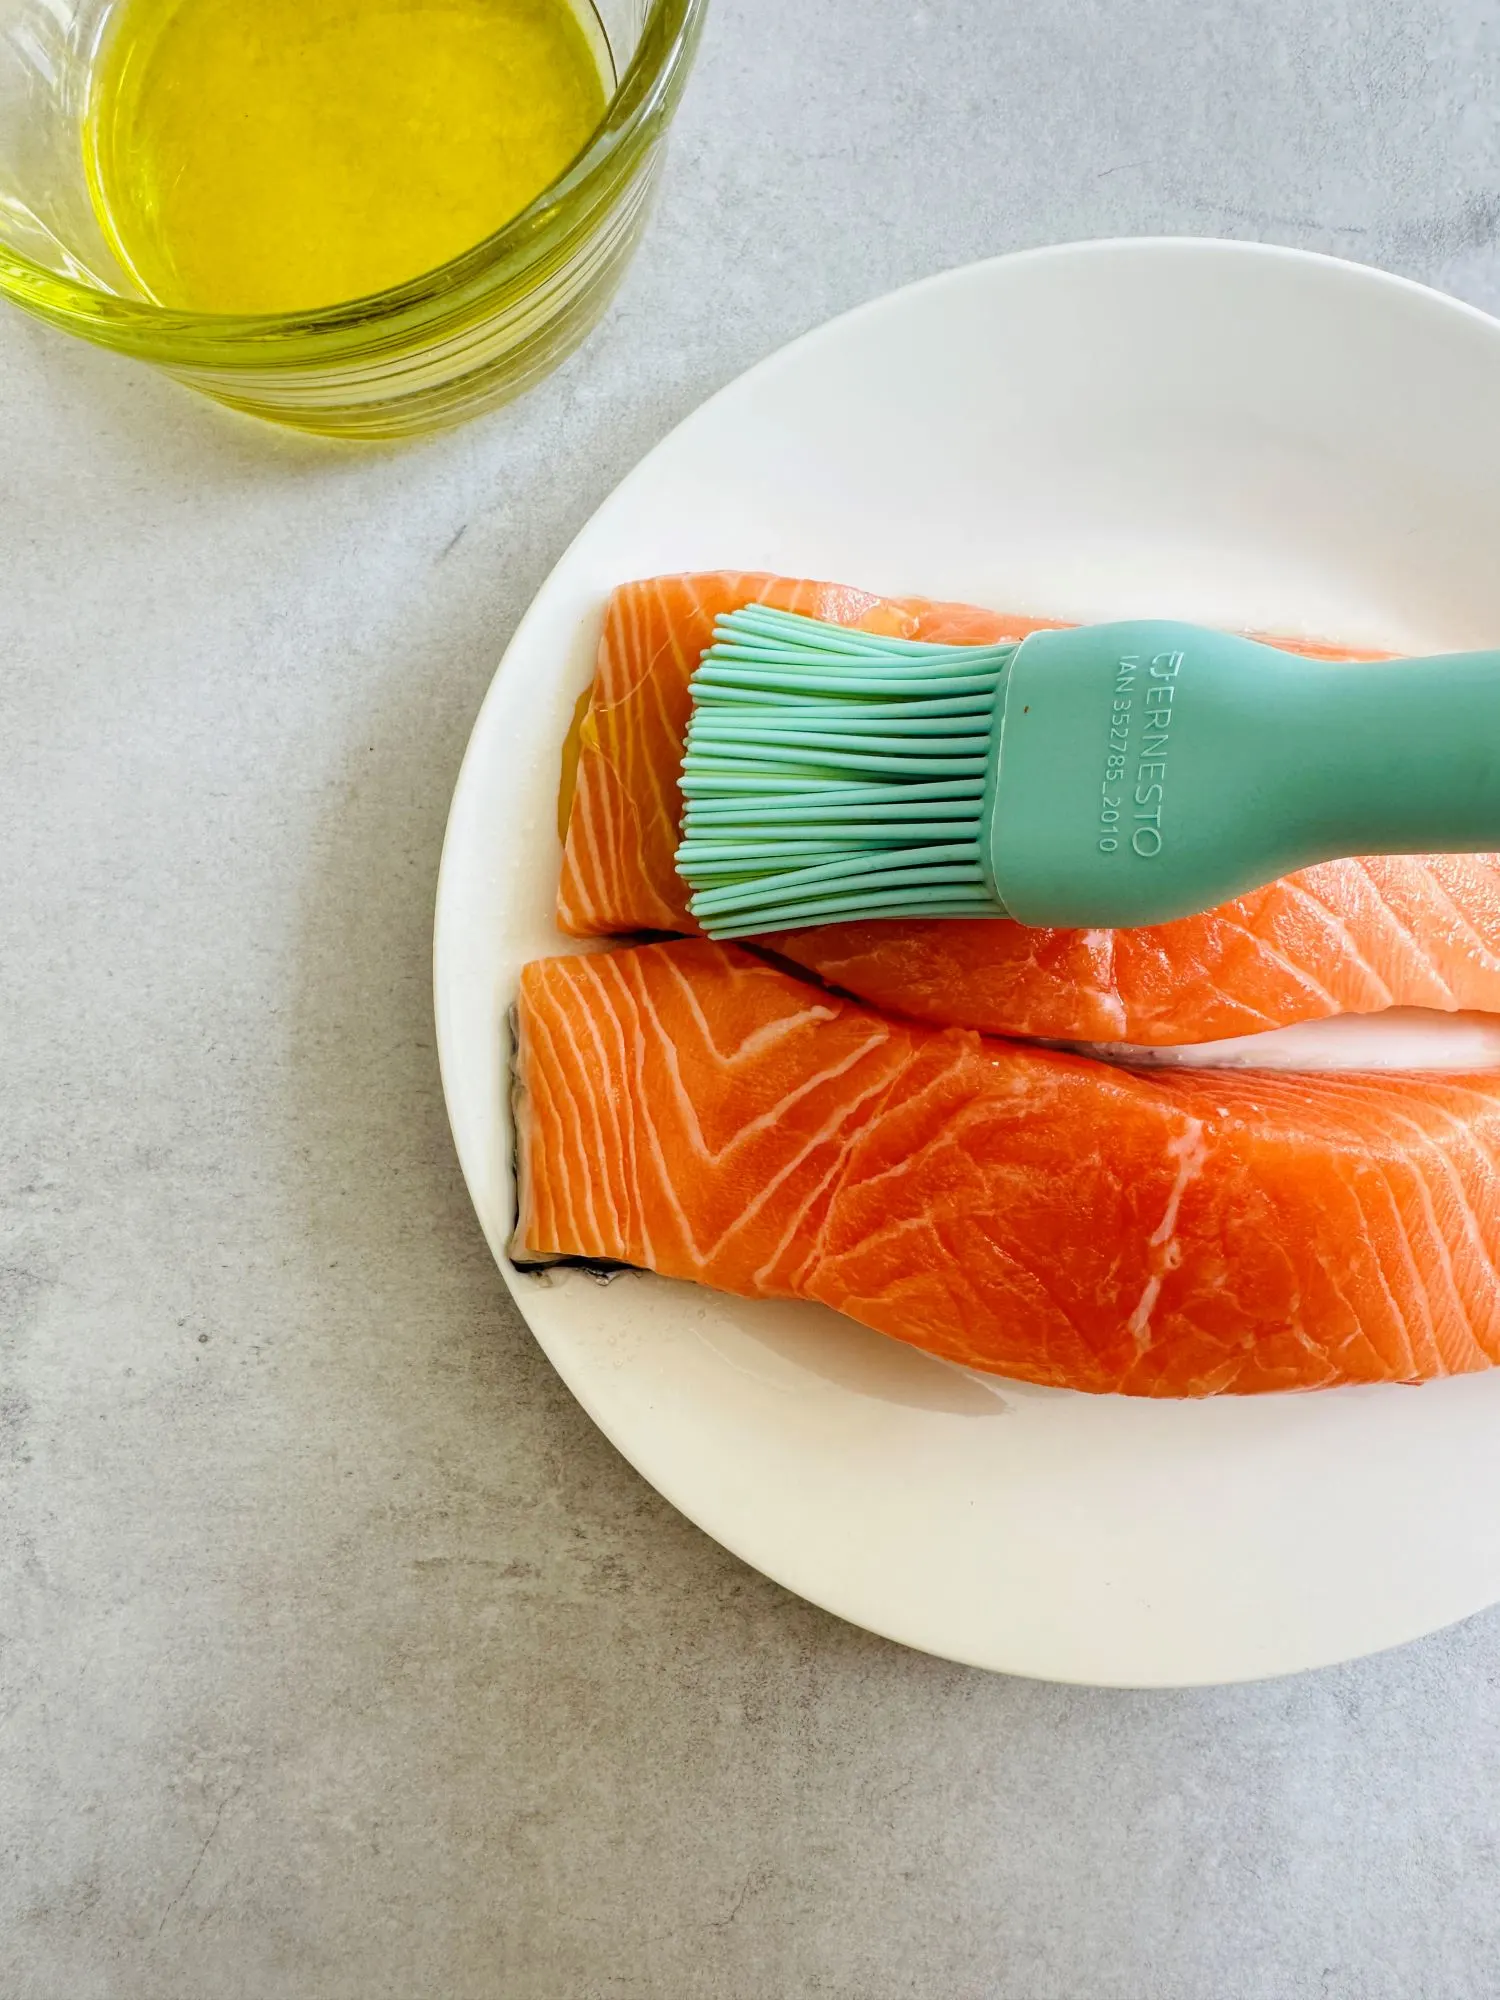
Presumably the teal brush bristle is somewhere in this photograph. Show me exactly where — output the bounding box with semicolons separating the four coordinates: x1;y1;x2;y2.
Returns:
675;605;1017;938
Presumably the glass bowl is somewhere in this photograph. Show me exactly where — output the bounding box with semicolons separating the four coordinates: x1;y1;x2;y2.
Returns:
0;0;707;437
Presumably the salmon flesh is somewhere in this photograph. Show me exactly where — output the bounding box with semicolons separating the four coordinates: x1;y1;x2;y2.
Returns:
514;938;1500;1396
556;573;1500;1047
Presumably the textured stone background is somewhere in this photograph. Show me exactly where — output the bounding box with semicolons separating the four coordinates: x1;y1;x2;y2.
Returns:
4;2;1500;1993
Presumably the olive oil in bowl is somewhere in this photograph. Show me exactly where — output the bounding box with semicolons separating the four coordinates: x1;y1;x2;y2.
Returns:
85;0;611;315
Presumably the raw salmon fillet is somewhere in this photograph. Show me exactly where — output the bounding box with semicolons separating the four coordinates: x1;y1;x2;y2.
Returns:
556;572;1500;1046
513;938;1500;1397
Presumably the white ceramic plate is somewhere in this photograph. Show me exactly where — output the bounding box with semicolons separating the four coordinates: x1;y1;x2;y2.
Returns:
435;240;1500;1686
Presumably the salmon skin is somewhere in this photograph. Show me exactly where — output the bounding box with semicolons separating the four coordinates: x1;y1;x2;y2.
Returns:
557;572;1500;1047
514;938;1500;1397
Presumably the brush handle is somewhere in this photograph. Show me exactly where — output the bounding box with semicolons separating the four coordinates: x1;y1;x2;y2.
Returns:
988;622;1500;927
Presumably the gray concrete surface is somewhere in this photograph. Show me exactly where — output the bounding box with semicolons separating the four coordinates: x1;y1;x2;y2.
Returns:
5;1;1500;1993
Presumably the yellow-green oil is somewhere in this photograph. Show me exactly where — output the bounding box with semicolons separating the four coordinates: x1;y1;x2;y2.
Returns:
85;0;610;315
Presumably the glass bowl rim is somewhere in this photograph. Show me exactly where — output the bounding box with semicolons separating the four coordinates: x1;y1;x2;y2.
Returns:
0;0;706;354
